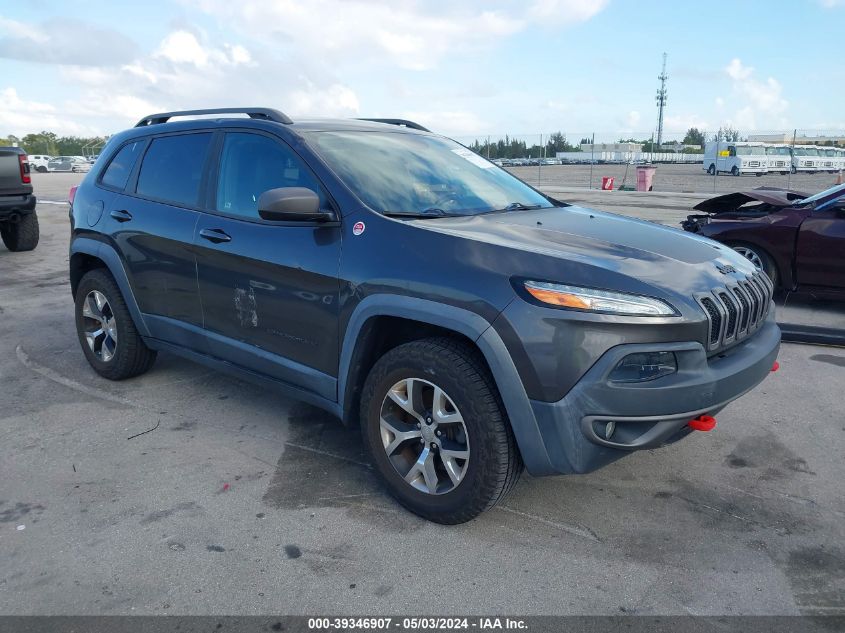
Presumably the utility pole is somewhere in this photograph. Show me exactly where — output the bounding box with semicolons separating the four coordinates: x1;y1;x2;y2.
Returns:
655;52;668;148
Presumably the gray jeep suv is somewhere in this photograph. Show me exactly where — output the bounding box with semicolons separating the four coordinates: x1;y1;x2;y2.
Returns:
68;108;780;523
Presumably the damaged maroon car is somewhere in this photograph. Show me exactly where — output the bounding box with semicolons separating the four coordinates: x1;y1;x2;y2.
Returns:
682;184;845;296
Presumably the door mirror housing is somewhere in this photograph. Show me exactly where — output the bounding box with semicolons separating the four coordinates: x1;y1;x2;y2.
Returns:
257;187;335;222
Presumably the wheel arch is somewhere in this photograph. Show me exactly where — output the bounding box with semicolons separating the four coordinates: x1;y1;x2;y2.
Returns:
70;238;150;337
724;239;784;287
338;295;554;475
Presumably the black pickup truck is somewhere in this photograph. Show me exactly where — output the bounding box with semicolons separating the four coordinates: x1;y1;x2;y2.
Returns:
0;146;38;251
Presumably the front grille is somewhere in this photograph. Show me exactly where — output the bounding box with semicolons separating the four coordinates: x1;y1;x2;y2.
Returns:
717;291;738;339
700;297;722;344
697;272;773;352
748;161;760;167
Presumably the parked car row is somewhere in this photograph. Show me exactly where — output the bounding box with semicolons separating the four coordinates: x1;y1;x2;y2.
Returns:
26;155;95;173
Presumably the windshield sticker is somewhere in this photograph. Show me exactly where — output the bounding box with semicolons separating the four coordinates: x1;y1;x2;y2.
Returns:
451;148;494;169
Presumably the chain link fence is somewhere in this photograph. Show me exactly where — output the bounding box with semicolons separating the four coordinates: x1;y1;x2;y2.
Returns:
449;129;845;195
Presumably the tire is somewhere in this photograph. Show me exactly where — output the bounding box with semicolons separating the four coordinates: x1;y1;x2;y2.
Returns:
37;165;48;173
359;337;523;524
707;164;716;175
0;212;39;251
74;269;156;380
729;243;779;286
731;166;740;176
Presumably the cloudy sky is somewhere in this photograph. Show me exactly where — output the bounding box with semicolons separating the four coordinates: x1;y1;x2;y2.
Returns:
1;0;843;141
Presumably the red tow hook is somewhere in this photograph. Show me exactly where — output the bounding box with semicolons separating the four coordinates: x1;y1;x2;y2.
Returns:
688;415;717;432
771;361;780;372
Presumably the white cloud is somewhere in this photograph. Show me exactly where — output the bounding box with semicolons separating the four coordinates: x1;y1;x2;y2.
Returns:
401;110;490;136
0;3;610;135
625;110;641;128
156;30;210;66
528;0;610;24
288;83;360;117
185;0;604;71
722;58;788;130
0;17;137;66
819;0;843;7
0;87;97;136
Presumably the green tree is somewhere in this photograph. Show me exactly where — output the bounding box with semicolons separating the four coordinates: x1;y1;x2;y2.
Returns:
713;126;741;142
682;127;705;146
21;131;59;155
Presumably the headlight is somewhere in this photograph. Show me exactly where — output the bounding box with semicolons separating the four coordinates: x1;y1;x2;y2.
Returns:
523;281;677;316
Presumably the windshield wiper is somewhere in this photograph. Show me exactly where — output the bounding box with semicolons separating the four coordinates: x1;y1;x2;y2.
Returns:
488;202;546;213
382;208;462;219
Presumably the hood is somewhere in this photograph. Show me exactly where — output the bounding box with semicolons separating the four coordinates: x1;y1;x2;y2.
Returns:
693;187;809;214
416;204;731;264
407;205;759;305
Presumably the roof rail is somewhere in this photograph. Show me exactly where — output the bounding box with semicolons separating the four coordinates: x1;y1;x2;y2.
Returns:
356;118;431;132
135;107;293;127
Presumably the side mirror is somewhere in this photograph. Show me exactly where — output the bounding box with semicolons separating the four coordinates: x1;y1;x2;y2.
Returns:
257;187;335;223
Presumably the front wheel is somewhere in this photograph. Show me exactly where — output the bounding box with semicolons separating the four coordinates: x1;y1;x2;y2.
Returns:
75;269;157;380
360;338;522;524
707;164;716;175
731;166;740;176
730;243;779;286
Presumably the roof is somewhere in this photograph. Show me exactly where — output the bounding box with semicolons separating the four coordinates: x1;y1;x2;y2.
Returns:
133;108;431;134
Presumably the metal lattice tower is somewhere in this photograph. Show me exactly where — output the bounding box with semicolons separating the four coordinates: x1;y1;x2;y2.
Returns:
655;53;668;147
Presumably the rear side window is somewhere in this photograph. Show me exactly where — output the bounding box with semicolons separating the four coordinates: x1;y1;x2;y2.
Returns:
100;141;144;190
136;133;212;207
215;132;326;219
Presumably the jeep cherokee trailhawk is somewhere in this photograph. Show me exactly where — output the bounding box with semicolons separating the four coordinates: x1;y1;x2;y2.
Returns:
69;108;780;523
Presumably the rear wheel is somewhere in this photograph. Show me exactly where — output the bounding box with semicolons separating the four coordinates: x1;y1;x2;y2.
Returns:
0;213;39;251
360;337;522;524
730;243;778;286
75;269;156;380
707;164;716;175
731;166;740;176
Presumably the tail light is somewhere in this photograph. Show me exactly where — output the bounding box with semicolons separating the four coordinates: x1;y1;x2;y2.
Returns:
19;154;31;184
69;186;78;206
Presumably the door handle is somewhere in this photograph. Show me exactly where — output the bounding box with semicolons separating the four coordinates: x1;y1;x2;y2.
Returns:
199;228;232;244
110;209;133;222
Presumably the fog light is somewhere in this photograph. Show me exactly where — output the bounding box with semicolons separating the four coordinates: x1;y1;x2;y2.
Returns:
604;421;616;440
609;352;677;383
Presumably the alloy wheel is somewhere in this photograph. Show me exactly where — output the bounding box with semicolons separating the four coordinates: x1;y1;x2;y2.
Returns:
379;377;470;495
733;246;763;271
81;290;118;362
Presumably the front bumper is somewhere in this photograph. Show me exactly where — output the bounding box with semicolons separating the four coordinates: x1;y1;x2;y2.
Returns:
525;313;780;475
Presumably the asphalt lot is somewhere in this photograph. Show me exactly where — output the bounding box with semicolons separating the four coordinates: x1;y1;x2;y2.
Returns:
0;172;843;616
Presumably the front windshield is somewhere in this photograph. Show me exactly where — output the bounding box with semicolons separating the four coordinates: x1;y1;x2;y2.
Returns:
795;183;845;209
305;131;554;216
823;149;836;156
736;146;765;155
768;147;791;155
794;148;818;156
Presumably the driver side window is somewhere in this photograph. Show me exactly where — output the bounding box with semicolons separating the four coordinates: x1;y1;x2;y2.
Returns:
216;133;326;220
